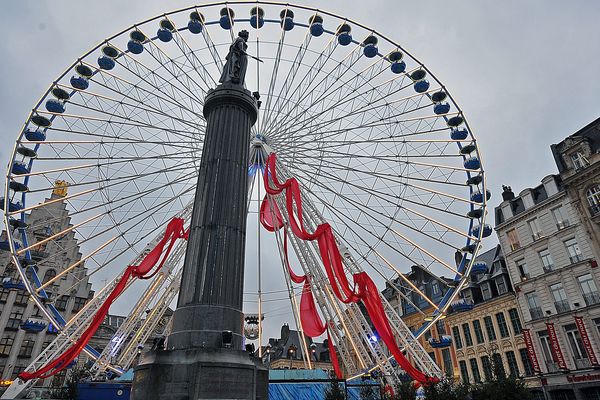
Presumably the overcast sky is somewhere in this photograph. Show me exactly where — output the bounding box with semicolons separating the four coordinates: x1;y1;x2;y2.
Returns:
1;1;599;341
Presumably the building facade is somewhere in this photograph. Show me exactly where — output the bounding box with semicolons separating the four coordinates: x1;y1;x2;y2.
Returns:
382;265;458;378
495;169;600;397
0;187;94;389
444;246;534;387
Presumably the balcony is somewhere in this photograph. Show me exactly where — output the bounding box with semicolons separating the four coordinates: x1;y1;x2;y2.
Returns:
590;204;600;217
555;300;571;313
543;265;554;273
532;232;543;241
584;292;600;306
575;358;592;369
569;254;584;264
529;307;544;320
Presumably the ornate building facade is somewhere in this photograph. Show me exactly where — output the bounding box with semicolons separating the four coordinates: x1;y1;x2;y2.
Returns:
444;246;533;386
495;118;600;400
0;187;94;389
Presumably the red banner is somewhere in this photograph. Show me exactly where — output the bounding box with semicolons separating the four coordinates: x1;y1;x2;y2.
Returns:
546;322;568;370
522;329;541;373
575;316;599;366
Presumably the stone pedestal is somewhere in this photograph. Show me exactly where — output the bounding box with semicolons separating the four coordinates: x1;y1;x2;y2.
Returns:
130;83;268;399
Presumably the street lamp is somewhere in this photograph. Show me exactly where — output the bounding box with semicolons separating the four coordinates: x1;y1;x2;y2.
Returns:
288;344;297;369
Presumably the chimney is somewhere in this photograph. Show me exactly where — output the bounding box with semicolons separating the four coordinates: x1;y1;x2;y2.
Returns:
501;185;515;201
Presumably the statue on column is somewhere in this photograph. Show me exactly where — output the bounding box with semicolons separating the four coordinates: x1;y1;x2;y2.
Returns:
219;30;249;85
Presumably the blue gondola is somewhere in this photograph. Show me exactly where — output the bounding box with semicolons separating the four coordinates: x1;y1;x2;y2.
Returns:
0;198;23;212
414;80;430;93
470;261;488;275
219;8;234;30
447;115;464;128
338;31;352;45
429;335;452;348
451;128;468;140
157;28;173;42
9;181;29;192
451;299;474;312
470;190;491;203
127;40;144;54
363;36;378;58
20;320;47;333
463;156;481;170
280;9;294;31
188;19;203;33
98;56;116;70
434;103;450;115
70;75;89;90
24;128;46;142
309;15;324;36
31;115;51;127
391;61;406;74
250;7;264;29
52;87;70;101
12;161;29;175
46;99;65;113
472;224;493;238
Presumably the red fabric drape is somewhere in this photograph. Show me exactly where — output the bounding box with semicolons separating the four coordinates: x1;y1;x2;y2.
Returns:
327;329;342;379
19;217;187;381
261;154;437;384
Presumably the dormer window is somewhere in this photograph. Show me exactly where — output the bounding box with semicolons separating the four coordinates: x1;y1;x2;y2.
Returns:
571;152;589;171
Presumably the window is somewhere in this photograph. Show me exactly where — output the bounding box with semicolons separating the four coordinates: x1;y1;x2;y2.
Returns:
424;329;432;341
496;313;510;338
473;319;485;344
459;360;469;383
481;356;492;380
571;152;589;170
428;351;436;364
526;292;543;320
565;238;583;264
552;206;570;228
55;296;69;311
72;297;87;313
492;353;505;376
436;320;446;335
19;340;35;358
507;229;520;251
564;324;587;360
538;331;555;364
11;366;26;379
496;276;508;295
14;291;29;306
508;308;523;335
0;288;10;302
481;282;492;300
462;323;474;347
442;348;453;376
484;316;497;341
469;358;481;383
578;274;600;306
431;280;441;296
505;351;519;377
0;338;14;356
42;269;57;284
516;259;529;280
528;218;542;240
588;186;600;215
539;249;554;272
550;282;570;313
7;311;23;330
452;326;463;349
519;348;535;376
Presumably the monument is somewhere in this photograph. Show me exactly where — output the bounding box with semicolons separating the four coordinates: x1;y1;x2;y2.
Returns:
131;30;268;400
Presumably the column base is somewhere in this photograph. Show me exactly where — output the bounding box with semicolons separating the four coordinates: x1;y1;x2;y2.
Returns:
130;348;268;400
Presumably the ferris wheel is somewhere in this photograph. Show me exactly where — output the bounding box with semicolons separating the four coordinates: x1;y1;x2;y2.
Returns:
1;1;490;397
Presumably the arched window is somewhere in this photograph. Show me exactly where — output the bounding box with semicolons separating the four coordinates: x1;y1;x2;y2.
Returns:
587;185;600;215
43;269;57;284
